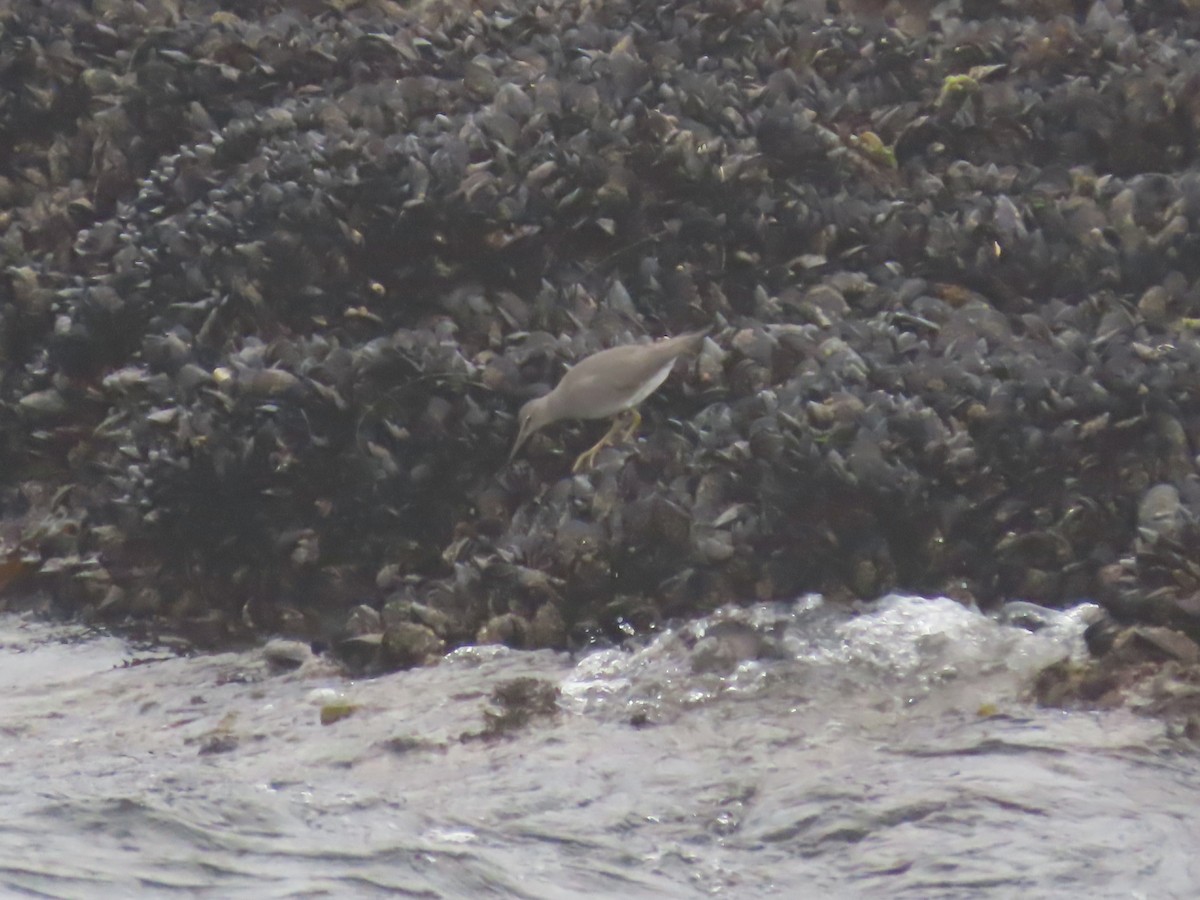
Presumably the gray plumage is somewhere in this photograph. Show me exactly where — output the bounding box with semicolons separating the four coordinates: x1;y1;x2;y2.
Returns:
509;330;707;463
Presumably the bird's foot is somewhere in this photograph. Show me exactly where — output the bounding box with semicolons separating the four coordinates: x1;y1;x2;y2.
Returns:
571;413;635;473
571;441;606;473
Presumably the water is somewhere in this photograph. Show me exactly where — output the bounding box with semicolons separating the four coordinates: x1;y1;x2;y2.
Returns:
0;595;1196;898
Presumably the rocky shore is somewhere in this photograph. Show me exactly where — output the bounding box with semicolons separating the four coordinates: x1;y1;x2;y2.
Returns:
3;0;1200;708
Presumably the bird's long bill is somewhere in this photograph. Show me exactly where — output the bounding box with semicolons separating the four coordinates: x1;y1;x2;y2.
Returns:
508;418;533;463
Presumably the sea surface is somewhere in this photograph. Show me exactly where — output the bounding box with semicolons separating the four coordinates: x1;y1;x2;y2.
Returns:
1;594;1196;898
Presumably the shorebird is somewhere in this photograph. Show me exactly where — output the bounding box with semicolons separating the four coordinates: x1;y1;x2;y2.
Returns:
509;330;707;472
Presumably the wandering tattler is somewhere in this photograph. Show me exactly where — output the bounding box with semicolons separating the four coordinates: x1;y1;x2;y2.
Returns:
509;329;707;472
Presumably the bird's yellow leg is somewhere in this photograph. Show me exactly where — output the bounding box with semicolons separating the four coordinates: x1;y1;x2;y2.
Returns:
572;415;627;473
617;407;643;443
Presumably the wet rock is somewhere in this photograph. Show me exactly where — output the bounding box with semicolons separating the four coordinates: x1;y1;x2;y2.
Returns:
338;633;384;674
18;389;68;418
1136;484;1187;550
1033;659;1121;709
344;604;382;638
528;602;568;650
1040;616;1200;721
476;613;530;650
320;702;360;726
1108;627;1200;667
476;677;560;740
690;621;782;676
381;623;444;671
262;639;315;673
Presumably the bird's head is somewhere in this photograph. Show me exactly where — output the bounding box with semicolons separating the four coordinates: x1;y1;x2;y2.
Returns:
509;394;554;462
